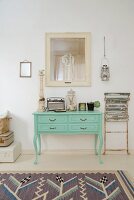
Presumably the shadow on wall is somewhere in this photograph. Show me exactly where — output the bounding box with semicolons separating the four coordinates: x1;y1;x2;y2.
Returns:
10;114;30;147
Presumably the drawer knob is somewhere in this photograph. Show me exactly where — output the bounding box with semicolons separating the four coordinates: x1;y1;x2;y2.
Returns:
80;118;87;121
49;118;56;122
80;127;87;130
50;127;56;130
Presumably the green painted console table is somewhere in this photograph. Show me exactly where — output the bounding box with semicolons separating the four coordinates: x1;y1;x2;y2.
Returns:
33;111;103;164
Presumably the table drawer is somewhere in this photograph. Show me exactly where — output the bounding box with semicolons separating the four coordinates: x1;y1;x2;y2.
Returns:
69;115;100;123
38;115;67;124
38;124;68;132
69;124;99;132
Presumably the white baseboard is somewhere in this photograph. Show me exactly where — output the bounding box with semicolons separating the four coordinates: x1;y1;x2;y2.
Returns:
22;149;95;155
22;149;134;155
129;149;134;154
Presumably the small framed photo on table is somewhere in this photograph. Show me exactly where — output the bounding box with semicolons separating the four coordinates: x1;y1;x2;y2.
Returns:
79;103;86;111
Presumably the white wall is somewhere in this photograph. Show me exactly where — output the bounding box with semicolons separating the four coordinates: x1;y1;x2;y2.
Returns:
0;0;134;151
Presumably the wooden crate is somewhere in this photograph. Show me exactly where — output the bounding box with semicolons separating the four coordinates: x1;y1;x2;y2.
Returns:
0;118;10;134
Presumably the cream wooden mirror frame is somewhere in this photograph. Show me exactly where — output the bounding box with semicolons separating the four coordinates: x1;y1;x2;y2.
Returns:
45;32;91;86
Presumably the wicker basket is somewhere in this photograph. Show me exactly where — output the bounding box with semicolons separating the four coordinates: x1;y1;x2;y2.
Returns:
0;118;9;134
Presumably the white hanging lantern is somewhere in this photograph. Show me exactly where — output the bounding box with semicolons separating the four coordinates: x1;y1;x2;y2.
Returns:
101;36;110;81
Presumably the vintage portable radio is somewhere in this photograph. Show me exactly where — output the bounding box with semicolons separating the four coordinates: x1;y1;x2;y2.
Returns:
47;97;65;111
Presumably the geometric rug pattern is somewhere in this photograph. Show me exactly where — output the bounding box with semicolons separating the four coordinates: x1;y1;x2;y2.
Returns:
0;171;133;200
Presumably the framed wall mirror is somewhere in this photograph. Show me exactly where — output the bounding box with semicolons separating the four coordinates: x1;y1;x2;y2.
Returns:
45;32;91;86
20;61;32;78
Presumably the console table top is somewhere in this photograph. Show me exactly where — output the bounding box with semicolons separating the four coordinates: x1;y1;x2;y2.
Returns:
33;111;102;115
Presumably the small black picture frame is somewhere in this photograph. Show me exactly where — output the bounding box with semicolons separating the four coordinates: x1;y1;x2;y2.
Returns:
79;103;86;111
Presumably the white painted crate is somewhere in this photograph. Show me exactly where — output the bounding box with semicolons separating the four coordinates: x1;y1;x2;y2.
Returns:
0;142;21;162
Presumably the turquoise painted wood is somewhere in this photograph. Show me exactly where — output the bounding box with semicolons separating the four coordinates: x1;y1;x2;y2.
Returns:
33;111;103;164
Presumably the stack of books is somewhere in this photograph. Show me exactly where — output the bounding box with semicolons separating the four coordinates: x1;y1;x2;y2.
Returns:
104;93;130;121
0;116;14;147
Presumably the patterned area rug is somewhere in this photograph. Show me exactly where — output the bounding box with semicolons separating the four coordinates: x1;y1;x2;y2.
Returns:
0;171;133;200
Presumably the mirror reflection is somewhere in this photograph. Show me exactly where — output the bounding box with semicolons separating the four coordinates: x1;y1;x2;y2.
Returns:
46;33;91;86
50;38;85;82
